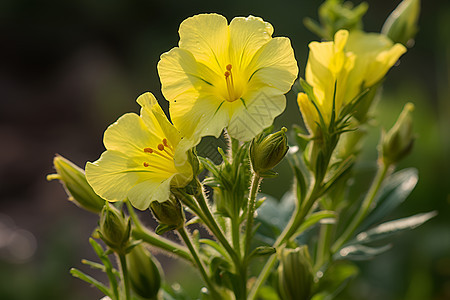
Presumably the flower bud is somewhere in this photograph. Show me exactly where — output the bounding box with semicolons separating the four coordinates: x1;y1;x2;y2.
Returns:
126;244;162;299
381;103;415;166
250;128;289;176
150;197;185;228
277;246;313;300
98;203;131;253
382;0;420;46
47;155;105;213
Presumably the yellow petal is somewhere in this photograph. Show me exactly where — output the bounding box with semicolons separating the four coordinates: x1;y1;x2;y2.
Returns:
127;177;173;210
297;92;319;135
85;150;159;202
103;113;158;157
228;88;285;141
247;37;298;93
137;92;181;148
229;16;273;69
178;13;229;74
169;90;229;141
158;48;221;101
347;31;406;87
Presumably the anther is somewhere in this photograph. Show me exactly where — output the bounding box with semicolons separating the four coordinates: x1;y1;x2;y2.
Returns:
143;162;150;167
157;144;164;151
224;71;230;78
226;64;232;71
144;148;153;153
163;138;169;147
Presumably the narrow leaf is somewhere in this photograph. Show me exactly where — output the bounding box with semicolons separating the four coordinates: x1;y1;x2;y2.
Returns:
70;268;111;296
295;211;337;237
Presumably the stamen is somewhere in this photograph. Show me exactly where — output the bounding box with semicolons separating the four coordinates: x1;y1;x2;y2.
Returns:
143;162;150;167
224;64;236;102
158;144;165;151
144;147;153;153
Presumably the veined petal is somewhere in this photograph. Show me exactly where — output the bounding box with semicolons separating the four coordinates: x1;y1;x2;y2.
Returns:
85;150;163;202
158;47;220;101
178;13;229;73
127;177;173;210
103;113;159;157
347;31;406;87
247;37;298;93
137;92;181;148
228;88;285;141
229;16;273;69
169;91;229;140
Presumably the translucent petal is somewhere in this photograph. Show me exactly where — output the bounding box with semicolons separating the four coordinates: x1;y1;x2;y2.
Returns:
103;113;159;157
247;37;298;93
178;13;229;74
229;16;273;69
85;150;162;202
228;88;285;141
127;177;173;210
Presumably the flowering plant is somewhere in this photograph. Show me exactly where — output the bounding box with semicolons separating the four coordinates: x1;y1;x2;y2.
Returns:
48;0;431;299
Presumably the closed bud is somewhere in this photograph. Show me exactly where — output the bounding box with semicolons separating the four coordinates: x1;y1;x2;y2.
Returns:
150;196;184;228
277;246;313;300
98;203;131;253
127;244;162;299
381;103;415;166
382;0;420;46
250;127;289;176
47;155;105;213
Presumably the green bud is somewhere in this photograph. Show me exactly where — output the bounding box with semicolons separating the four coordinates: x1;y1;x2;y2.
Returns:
98;203;131;253
250;127;289;176
381;103;415;166
382;0;420;46
277;246;314;300
150;197;185;228
126;244;162;299
47;155;105;213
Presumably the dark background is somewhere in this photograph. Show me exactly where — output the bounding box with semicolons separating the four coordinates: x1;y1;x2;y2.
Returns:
1;0;449;299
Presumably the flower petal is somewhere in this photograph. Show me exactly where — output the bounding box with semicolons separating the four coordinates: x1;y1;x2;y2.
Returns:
228;88;285;141
136;92;181;148
247;37;298;93
178;13;229;73
127;177;173;210
228;16;273;69
158;47;222;101
103;113;159;157
169;90;229;140
86;150;160;202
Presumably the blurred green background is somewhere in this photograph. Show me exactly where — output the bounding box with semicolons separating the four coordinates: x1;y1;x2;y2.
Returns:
0;0;449;299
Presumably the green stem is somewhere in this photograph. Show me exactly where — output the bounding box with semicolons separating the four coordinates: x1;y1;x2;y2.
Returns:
331;161;391;253
118;253;130;300
194;188;240;266
177;226;219;298
126;200;192;262
131;227;192;262
314;223;333;270
231;215;241;259
248;179;322;300
244;173;261;258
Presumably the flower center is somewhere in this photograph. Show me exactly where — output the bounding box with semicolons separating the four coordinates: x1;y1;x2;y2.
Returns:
224;64;239;102
142;138;175;173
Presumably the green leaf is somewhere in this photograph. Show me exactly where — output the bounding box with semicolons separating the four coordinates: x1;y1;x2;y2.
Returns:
359;168;419;231
294;211;336;237
334;244;392;261
155;224;178;235
250;246;277;257
200;239;230;260
352;211;437;245
89;238;119;298
70;268;111;297
293;164;307;207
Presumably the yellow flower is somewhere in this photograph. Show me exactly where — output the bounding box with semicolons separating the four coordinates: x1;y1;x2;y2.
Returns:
300;29;406;134
85;93;193;210
158;13;298;141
